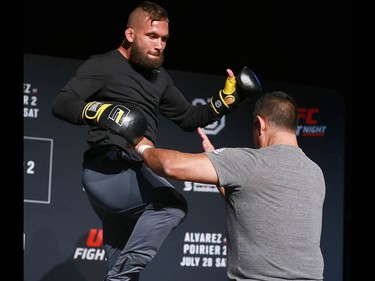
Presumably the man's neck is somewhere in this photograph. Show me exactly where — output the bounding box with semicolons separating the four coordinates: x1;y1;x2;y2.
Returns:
117;45;129;59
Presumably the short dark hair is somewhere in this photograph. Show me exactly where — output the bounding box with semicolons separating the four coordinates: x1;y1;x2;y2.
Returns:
253;91;298;132
134;1;168;23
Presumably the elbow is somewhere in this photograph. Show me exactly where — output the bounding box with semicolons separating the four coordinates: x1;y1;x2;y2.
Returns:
51;102;60;118
50;94;85;124
51;101;62;120
51;95;65;119
51;101;68;122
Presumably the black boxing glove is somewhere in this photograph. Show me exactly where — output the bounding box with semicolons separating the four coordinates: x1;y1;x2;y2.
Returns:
210;67;262;116
82;101;147;144
236;66;262;100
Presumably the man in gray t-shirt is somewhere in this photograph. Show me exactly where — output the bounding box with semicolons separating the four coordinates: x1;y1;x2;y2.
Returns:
206;145;325;280
134;91;325;280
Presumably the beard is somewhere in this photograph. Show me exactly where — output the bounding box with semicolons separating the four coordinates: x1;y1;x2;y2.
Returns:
128;41;164;71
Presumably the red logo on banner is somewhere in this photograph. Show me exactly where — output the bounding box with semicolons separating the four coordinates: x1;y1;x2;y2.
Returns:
297;108;326;137
298;108;319;125
86;228;103;247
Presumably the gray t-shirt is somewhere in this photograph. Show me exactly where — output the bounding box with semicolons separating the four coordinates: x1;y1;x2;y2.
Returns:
206;144;325;281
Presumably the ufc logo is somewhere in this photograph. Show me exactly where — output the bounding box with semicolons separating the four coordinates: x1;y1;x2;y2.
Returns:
298;108;319;125
86;228;103;247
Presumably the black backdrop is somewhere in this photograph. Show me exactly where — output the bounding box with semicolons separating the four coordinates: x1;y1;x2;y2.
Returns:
24;3;352;278
24;54;345;281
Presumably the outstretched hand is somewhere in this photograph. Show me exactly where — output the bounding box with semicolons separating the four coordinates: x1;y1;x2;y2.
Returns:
197;127;215;152
197;127;225;198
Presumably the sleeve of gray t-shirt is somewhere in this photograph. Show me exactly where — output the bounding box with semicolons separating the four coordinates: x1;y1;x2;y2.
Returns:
205;147;257;187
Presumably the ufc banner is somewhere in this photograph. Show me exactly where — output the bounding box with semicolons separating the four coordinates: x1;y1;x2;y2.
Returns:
24;54;345;281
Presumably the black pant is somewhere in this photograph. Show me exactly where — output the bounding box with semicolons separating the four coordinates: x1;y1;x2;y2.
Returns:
82;146;188;281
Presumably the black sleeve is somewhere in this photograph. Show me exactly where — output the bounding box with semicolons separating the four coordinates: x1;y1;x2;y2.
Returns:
159;84;220;132
51;57;105;125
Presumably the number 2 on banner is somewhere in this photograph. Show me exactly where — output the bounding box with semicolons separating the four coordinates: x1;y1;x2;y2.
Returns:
25;160;35;174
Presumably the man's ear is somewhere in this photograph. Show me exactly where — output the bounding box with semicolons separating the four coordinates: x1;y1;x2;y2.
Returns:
257;116;267;134
125;28;135;42
253;116;260;130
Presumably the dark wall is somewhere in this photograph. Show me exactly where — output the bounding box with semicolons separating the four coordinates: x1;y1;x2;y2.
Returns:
24;54;345;281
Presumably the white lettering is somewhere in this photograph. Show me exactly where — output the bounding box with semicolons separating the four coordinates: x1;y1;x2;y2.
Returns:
73;248;85;259
303;125;327;134
180;256;200;267
73;247;106;260
184;232;222;243
297;125;327;136
24;108;39;118
215;257;227;267
183;181;220;193
183;244;221;255
23;83;31;94
30;96;37;106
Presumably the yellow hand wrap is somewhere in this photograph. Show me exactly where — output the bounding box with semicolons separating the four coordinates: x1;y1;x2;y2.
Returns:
221;76;237;106
210;76;237;115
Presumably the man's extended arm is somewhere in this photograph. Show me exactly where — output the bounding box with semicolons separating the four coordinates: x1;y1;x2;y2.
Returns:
134;134;218;186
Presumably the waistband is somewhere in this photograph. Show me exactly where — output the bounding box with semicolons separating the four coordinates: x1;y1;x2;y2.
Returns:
83;145;143;165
